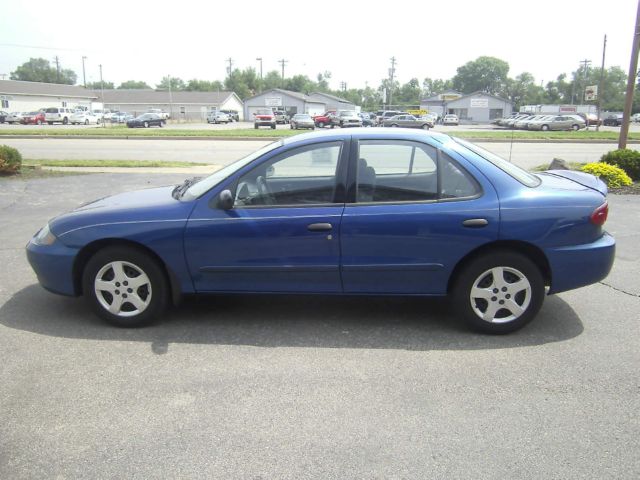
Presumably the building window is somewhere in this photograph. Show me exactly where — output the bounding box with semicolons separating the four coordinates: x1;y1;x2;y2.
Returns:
1;99;8;109
62;101;68;107
180;106;186;114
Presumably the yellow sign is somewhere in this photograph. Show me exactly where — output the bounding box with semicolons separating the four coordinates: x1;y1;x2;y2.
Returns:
407;109;427;116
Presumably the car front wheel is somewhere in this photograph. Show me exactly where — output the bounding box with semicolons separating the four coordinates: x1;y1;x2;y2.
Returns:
82;246;169;327
452;251;545;334
144;121;149;128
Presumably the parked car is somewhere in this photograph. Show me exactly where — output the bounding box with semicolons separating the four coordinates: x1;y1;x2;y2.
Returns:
290;113;315;130
148;108;170;120
332;110;362;128
45;107;76;125
631;113;640;123
110;112;134;124
514;115;546;129
359;112;374;127
383;114;433;130
21;111;46;125
564;115;588;130
92;109;111;122
207;111;230;124
126;113;165;128
70;111;99;125
580;113;602;127
26;128;615;334
274;110;290;124
603;115;623;127
220;109;239;122
442;114;459;126
254;109;276;129
4;112;26;124
527;115;585;131
376;110;403;126
313;111;336;128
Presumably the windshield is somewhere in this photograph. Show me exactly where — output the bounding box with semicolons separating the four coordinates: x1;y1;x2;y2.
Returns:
184;140;283;199
339;111;356;117
294;114;311;119
256;109;272;115
452;137;541;187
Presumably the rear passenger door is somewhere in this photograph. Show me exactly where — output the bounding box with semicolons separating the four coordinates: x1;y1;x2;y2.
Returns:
340;138;500;294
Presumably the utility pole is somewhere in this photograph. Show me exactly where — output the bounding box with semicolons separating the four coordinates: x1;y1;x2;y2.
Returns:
596;35;607;132
54;56;60;83
99;64;105;128
168;74;174;121
256;57;263;91
82;56;87;88
226;58;233;77
388;56;396;108
278;58;288;83
340;81;347;92
619;0;640;149
579;58;592;104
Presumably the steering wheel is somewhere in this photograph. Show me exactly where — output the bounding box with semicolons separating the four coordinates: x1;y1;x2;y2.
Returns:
256;176;275;204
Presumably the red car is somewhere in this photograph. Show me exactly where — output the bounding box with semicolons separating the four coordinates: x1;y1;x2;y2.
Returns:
21;111;46;125
313;111;336;128
253;109;276;129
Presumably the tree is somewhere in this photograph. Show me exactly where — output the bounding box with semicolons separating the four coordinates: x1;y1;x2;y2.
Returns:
86;81;115;90
118;80;150;89
395;78;422;105
262;70;284;90
452;56;509;95
283;74;315;94
503;72;545;109
316;71;332;92
185;79;223;91
156;76;185;91
10;57;77;85
422;78;453;97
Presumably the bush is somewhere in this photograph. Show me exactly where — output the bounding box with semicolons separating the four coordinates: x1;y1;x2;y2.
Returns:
582;162;632;188
600;149;640;181
0;145;22;175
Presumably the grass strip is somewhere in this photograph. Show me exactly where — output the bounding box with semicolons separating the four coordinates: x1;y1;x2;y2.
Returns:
23;159;208;168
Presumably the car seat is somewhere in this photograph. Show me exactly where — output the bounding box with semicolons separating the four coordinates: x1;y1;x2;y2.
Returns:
357;158;376;202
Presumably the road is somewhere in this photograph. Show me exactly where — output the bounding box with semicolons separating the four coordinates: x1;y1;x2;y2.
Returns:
3;137;639;170
0;172;639;478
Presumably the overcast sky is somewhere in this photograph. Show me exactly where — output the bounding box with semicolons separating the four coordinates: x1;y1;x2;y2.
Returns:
0;0;636;90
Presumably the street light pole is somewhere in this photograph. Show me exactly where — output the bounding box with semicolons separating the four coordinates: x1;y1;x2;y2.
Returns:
256;57;263;92
619;0;640;149
99;64;105;128
82;56;87;88
596;35;607;132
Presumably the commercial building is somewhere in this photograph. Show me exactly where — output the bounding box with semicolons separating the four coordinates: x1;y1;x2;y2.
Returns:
0;80;97;112
243;89;355;120
421;91;513;123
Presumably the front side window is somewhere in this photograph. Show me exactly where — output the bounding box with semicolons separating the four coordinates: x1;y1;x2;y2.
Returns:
234;142;342;207
355;140;480;203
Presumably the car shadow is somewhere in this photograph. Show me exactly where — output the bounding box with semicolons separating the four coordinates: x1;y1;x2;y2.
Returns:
1;285;583;354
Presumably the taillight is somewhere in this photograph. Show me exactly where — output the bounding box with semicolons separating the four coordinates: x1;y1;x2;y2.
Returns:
590;202;608;226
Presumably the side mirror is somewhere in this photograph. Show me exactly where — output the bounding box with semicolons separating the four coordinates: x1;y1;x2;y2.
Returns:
218;189;234;210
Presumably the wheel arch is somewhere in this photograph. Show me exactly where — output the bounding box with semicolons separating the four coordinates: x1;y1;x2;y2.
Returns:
72;238;182;305
447;240;552;294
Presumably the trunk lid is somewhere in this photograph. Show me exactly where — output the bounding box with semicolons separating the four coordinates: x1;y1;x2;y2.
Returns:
538;170;607;196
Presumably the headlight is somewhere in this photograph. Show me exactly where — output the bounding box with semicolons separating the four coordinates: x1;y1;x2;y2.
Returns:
33;223;56;246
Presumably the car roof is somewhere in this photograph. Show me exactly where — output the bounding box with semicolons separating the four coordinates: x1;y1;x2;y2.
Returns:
282;127;452;146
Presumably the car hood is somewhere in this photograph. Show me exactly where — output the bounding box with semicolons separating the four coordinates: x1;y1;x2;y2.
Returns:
49;186;195;237
538;170;607;196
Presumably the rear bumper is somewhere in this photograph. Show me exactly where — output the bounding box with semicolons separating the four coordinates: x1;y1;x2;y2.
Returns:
546;233;615;294
26;240;79;297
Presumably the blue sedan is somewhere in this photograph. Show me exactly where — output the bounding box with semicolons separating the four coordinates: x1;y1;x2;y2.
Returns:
26;129;615;334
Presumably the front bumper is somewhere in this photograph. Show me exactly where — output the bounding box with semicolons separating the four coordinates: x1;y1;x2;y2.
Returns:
546;232;615;294
26;239;79;297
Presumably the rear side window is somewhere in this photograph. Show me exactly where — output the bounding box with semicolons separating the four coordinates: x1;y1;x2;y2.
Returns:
45;108;58;113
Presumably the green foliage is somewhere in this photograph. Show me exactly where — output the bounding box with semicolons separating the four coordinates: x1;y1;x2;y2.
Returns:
118;80;151;89
185;79;224;92
582;162;632;188
10;57;77;84
0;145;23;175
86;81;115;90
422;78;453;98
600;149;640;181
156;76;186;91
452;56;509;95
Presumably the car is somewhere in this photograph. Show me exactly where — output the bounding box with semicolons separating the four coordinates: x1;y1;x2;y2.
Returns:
383;114;433;130
290;113;315;130
274;110;289;124
376;110;403;126
359;113;375;127
332;110;363;128
514;115;547;129
313;111;336;128
580;113;602;127
603;115;623;127
207;111;230;124
4;112;25;124
220;109;240;122
69;111;99;125
26;128;615;335
631;113;640;123
253;109;276;129
442;114;459;126
110;112;134;124
527;115;585;131
20;111;46;125
126;113;165;128
44;107;75;125
564;115;588;130
148;108;170;120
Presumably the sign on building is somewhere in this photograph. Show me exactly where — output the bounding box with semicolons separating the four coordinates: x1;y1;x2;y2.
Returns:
584;85;598;101
559;105;577;113
265;97;282;107
470;98;489;108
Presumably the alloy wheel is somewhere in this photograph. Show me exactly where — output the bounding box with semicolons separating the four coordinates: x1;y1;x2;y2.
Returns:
94;261;152;317
469;266;532;323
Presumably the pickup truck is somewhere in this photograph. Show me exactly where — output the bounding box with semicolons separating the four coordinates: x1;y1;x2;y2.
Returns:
313;111;336;128
148;108;170;120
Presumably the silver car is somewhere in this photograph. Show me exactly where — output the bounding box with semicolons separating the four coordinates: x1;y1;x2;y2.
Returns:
207;111;230;124
290;114;315;130
383;114;433;130
527;115;585;131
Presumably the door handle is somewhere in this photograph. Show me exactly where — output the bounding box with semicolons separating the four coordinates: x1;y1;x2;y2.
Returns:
462;218;489;228
307;223;333;232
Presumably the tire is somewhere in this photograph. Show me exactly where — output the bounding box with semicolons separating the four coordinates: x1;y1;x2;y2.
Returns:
82;246;169;327
48;122;53;125
37;120;42;125
63;117;68;125
290;124;294;129
271;124;276;129
84;119;89;125
422;124;430;130
144;121;149;128
318;122;324;128
452;251;545;334
541;124;549;131
390;124;398;128
254;124;258;129
572;124;579;131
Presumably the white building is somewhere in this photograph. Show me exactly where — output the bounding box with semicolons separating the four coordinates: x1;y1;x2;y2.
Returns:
0;80;97;112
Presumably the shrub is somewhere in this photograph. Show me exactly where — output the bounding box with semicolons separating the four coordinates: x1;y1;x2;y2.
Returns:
600;149;640;181
582;162;632;188
0;145;22;175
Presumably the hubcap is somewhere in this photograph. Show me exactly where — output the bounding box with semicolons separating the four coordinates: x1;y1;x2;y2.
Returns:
469;266;531;323
94;261;152;317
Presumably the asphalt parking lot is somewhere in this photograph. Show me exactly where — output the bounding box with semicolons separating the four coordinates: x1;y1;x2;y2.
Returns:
1;172;639;478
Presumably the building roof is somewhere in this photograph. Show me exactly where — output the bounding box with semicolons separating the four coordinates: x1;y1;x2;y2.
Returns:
448;90;513;105
97;89;239;105
420;90;463;103
0;79;97;99
308;91;354;105
244;88;312;102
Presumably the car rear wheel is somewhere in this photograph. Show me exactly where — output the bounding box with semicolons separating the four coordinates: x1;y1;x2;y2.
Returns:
452;251;545;334
541;124;549;131
82;246;168;328
63;117;68;125
422;124;430;130
144;121;149;128
572;124;579;131
37;120;42;125
317;122;325;128
84;119;89;125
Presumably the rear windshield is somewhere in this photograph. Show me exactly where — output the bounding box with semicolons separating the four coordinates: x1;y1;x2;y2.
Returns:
452;137;541;187
45;108;58;113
